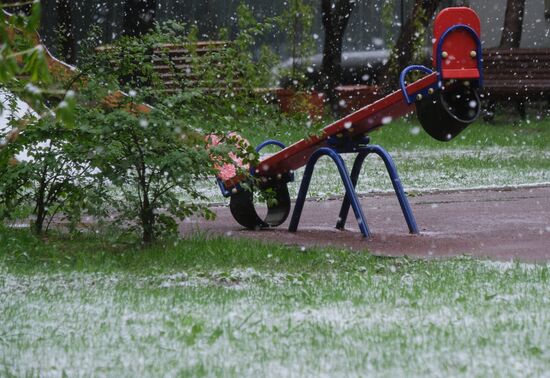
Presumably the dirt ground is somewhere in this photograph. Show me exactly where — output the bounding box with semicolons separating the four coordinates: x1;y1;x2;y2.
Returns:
182;186;550;262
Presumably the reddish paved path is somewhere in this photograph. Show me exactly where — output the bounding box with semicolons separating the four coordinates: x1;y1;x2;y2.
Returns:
182;186;550;262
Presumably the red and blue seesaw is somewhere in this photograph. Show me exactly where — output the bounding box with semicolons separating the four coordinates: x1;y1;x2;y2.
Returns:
216;7;483;238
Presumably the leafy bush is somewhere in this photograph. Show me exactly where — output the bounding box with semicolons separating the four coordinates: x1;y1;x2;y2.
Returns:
77;102;216;243
1;2;75;124
68;7;281;243
1;3;324;244
275;0;316;90
1;2;78;233
0;116;101;234
0;3;46;90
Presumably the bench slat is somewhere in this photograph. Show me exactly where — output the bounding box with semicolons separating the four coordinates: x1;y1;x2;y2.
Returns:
98;40;240;93
481;48;550;101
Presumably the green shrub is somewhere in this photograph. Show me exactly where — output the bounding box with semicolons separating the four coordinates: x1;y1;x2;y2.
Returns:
0;116;101;234
1;4;324;244
69;8;281;243
1;2;78;232
0;3;75;124
77;102;216;244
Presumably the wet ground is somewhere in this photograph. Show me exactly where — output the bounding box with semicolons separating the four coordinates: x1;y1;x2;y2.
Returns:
182;186;550;262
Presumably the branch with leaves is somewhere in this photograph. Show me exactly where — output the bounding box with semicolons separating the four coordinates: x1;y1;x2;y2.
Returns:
1;3;76;148
377;0;441;93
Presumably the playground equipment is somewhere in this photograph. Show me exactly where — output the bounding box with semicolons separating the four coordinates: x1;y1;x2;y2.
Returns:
217;7;483;237
6;7;482;238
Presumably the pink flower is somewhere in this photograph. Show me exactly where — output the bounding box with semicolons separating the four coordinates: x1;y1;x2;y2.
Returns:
205;134;221;148
206;133;250;181
218;163;237;181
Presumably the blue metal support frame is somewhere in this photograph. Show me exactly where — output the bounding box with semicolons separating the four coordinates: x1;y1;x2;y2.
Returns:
335;145;419;234
289;137;419;238
255;139;287;152
288;146;372;237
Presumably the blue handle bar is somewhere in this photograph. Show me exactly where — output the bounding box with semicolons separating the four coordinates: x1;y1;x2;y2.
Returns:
399;65;434;104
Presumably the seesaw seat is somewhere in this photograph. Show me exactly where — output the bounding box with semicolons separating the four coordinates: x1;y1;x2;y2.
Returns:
217;7;484;237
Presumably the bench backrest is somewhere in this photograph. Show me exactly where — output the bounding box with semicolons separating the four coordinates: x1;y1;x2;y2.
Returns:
483;48;550;87
97;41;239;93
151;41;239;92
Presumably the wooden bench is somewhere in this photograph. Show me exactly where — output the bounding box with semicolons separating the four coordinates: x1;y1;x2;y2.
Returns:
151;41;241;93
482;48;550;118
97;40;241;94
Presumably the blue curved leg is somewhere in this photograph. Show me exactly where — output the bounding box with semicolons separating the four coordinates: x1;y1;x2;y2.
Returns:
367;145;419;234
289;147;371;238
336;145;419;234
255;139;286;153
336;152;368;230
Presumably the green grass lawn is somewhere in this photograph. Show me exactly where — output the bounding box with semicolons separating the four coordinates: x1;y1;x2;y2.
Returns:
2;111;550;376
1;229;549;377
196;117;550;202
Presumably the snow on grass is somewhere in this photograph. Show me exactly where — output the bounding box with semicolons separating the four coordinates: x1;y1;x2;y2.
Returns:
1;259;550;377
195;146;550;204
479;259;550;272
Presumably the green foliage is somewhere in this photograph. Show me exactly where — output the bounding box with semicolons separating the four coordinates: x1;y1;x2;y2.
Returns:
409;8;431;63
0;2;45;84
1;3;325;244
76;102;215;243
276;0;316;90
1;1;75;127
232;4;279;90
1;2;50;116
0;115;101;234
383;5;433;83
381;0;396;50
0;149;26;221
80;9;280;241
0;1;79;232
73;8;291;242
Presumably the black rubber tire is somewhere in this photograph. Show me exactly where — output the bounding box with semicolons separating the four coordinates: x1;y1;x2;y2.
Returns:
229;182;291;230
416;84;481;141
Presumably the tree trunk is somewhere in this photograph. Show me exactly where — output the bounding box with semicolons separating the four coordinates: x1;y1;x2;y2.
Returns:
141;194;155;244
33;179;47;235
378;0;441;94
56;0;76;64
141;210;155;244
499;0;525;48
123;0;157;37
500;0;527;118
319;0;356;112
34;212;46;235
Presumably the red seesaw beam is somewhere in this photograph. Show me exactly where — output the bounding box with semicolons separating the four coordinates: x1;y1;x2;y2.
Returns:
222;72;438;189
221;6;482;190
